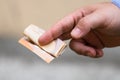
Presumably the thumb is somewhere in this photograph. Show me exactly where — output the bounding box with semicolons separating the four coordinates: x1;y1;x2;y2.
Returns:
71;12;105;39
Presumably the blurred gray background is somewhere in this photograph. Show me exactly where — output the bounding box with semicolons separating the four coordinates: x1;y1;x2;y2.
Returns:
1;0;120;80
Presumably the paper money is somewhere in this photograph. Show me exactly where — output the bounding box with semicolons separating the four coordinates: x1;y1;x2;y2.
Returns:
19;24;67;63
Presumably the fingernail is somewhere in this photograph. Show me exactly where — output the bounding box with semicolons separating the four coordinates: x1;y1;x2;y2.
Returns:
87;52;95;58
71;28;81;39
38;37;45;46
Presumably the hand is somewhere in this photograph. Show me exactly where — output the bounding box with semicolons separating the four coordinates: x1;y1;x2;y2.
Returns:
39;2;120;58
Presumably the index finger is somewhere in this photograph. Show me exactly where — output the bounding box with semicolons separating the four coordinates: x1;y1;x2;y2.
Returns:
38;12;82;45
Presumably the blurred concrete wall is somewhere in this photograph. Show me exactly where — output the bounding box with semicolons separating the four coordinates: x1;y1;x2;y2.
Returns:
0;0;109;36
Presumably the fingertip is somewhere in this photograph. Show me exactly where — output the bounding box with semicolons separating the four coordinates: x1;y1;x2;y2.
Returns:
88;49;103;58
38;37;47;46
86;49;96;57
95;49;104;58
38;34;51;46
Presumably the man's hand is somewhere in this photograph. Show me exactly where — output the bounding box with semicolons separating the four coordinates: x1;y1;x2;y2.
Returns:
39;2;120;58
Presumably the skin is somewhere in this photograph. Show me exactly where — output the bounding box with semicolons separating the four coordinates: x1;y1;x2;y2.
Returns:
38;2;120;58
